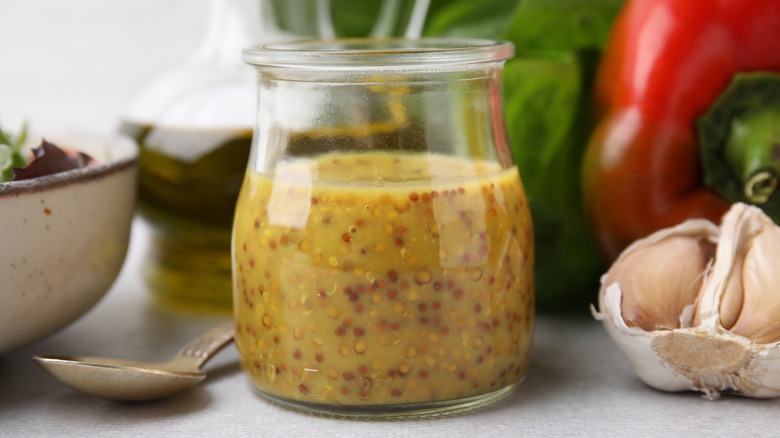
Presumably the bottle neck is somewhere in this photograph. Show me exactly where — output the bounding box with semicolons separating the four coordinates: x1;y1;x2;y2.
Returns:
193;0;264;66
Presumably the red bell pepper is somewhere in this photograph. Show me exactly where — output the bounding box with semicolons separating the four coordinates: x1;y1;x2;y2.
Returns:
583;0;780;260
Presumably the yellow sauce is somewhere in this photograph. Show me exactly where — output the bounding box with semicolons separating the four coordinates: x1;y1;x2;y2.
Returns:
233;152;534;407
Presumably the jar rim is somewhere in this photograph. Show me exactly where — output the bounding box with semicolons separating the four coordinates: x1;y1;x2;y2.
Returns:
242;38;513;69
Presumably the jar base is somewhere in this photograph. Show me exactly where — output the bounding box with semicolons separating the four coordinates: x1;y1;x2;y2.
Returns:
252;382;521;419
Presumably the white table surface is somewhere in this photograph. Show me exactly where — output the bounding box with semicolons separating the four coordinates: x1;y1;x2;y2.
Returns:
2;1;780;436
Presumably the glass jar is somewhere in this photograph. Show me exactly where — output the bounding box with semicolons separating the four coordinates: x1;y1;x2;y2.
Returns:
233;39;534;418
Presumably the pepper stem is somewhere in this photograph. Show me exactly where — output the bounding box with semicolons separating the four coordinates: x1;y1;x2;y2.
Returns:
724;107;780;204
745;169;778;204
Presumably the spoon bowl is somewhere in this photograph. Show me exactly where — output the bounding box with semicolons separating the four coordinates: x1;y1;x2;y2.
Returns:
33;323;234;402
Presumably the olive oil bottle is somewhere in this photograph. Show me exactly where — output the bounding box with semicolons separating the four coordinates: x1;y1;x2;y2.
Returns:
120;0;260;313
119;123;252;312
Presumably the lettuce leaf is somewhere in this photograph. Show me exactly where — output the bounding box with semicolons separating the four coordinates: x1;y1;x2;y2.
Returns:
0;122;28;182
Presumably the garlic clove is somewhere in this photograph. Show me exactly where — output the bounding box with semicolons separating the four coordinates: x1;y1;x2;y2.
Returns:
601;220;718;331
726;218;780;343
713;255;745;330
693;203;761;329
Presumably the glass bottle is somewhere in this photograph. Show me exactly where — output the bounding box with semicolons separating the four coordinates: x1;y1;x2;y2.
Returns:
119;0;263;312
234;39;535;418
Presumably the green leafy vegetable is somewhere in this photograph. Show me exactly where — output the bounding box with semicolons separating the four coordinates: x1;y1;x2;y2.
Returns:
0;122;29;182
423;0;518;38
497;0;624;311
503;51;606;311
503;53;581;196
503;0;625;51
267;0;420;38
424;0;624;311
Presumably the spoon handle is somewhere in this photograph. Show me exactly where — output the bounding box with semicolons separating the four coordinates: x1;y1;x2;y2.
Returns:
173;322;235;370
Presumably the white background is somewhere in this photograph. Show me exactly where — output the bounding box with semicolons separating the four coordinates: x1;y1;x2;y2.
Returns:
0;0;211;135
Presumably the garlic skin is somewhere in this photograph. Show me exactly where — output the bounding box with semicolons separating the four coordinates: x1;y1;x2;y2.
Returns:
593;203;780;399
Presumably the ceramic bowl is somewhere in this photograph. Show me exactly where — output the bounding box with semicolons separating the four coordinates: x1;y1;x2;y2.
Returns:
0;133;138;354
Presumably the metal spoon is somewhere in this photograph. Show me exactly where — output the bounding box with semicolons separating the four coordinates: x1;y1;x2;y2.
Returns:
32;322;234;402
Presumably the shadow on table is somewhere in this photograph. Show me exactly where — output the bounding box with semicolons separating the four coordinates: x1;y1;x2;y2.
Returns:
452;342;580;419
39;370;241;424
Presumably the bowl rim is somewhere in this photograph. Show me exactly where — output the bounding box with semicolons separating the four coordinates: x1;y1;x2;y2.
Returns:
0;134;138;197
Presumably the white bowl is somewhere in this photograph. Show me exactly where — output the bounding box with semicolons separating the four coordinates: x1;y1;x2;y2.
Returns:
0;133;138;354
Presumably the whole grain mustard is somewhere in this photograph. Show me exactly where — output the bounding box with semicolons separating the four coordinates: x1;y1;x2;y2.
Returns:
233;152;534;406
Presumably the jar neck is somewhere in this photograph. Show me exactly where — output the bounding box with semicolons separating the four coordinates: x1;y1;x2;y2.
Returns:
251;61;511;172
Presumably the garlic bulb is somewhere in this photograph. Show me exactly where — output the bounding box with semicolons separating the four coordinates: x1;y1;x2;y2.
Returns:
593;203;780;399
